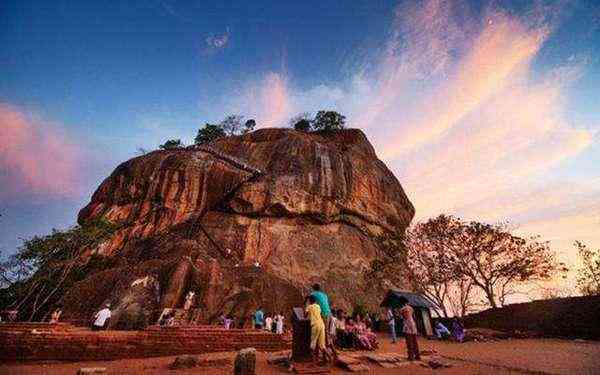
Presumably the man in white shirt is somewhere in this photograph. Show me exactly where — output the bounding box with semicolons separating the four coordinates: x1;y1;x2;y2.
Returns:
386;307;397;343
92;304;112;331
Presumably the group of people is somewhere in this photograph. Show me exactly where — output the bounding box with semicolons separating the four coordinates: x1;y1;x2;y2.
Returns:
302;284;425;362
252;307;285;334
434;319;465;342
329;309;379;350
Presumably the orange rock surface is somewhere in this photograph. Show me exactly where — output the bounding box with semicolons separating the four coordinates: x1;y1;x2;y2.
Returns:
64;128;414;327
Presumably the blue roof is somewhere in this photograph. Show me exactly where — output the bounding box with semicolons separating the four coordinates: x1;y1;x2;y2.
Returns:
380;289;437;309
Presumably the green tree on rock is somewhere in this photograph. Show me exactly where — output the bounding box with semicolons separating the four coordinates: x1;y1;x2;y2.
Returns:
159;139;184;150
312;111;346;132
195;124;226;145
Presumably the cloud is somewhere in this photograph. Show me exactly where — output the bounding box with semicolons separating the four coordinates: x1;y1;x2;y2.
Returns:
203;29;230;55
0;103;85;200
217;0;598;291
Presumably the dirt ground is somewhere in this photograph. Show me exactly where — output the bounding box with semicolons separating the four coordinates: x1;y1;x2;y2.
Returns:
2;334;599;374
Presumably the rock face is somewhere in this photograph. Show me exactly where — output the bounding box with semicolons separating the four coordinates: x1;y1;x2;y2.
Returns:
63;128;414;327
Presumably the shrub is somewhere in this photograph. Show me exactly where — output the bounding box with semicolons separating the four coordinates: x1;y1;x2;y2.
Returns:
159;139;184;150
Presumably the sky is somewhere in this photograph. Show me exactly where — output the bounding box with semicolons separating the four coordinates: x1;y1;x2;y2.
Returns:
1;0;599;296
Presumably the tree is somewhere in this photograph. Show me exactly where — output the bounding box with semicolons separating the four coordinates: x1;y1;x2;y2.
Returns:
0;219;115;321
575;241;600;295
159;139;184;150
219;115;244;136
421;215;566;308
289;113;313;132
364;232;408;291
405;219;476;317
195;123;225;145
294;119;312;132
312;110;346;132
243;119;256;134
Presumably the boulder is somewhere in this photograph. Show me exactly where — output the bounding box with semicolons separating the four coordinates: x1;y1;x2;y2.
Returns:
59;128;414;323
234;347;256;375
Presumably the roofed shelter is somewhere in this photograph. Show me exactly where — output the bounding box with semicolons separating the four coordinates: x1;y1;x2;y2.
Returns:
380;289;435;336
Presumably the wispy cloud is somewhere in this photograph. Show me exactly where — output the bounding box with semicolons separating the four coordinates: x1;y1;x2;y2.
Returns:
0;103;86;200
218;0;599;286
203;28;230;55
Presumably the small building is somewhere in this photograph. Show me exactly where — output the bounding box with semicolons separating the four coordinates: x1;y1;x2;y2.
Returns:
380;289;435;336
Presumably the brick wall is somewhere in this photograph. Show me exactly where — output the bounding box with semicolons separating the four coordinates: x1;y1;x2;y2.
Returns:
0;323;290;362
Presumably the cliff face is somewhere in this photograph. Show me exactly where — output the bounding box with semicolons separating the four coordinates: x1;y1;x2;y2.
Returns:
66;128;414;326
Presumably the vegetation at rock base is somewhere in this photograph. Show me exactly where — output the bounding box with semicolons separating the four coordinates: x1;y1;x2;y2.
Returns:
575;241;600;296
159;139;184;150
366;214;567;316
0;219;116;321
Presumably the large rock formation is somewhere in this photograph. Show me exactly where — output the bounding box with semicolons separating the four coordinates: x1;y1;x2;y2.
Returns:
62;128;414;326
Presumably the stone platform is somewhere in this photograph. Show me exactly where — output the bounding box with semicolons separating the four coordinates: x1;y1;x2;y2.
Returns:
0;323;289;362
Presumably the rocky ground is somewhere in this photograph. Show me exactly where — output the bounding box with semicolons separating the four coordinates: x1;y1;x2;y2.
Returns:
3;334;599;374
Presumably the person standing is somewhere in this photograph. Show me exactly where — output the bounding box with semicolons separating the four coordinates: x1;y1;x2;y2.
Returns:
386;307;397;343
309;284;331;321
253;307;264;329
265;314;273;332
92;304;111;331
399;297;420;361
305;295;329;363
275;312;285;334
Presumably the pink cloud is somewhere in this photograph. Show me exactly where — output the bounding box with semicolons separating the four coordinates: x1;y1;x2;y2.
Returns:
220;0;598;292
0;103;84;200
260;72;292;127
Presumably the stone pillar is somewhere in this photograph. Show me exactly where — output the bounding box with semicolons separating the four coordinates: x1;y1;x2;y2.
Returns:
291;307;312;362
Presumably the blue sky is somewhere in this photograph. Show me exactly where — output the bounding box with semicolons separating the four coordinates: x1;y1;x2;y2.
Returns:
1;0;600;292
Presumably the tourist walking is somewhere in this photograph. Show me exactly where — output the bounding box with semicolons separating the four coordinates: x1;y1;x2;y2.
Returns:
386;307;397;343
92;304;112;331
399;297;420;361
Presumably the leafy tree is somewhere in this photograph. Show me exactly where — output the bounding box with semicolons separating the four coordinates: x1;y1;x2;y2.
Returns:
312;110;346;132
219;115;244;136
289;113;313;132
243;119;256;134
364;232;408;291
194;115;254;145
405;218;476;317
418;215;566;308
294;119;312;132
159;139;184;150
195;123;225;145
0;219;116;321
575;241;600;295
